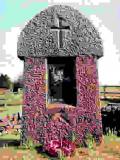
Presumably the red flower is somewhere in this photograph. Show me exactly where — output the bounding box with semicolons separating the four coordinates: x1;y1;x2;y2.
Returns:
62;140;76;156
44;140;60;156
44;139;76;157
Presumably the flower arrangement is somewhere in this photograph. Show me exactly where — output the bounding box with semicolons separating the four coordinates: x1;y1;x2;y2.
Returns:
44;139;76;157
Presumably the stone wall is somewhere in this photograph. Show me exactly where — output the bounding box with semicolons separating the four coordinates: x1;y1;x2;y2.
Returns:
22;55;102;146
75;55;102;143
21;57;46;143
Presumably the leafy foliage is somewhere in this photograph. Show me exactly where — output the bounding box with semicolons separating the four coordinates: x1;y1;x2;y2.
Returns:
0;74;12;89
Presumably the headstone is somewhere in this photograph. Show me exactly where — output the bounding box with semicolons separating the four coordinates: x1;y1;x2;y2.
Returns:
17;5;103;146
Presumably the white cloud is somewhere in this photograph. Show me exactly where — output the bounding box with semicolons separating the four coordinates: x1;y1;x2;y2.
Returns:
90;15;120;85
0;27;24;81
48;0;111;5
90;0;110;5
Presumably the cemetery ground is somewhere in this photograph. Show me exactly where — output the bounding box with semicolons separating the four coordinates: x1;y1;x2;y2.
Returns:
0;90;120;159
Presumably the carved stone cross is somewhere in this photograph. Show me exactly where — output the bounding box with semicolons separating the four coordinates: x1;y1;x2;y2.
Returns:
51;16;70;48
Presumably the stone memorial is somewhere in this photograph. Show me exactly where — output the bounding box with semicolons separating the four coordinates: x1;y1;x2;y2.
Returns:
17;5;103;146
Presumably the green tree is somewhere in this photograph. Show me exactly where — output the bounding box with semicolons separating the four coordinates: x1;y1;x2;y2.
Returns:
13;74;23;92
0;74;12;89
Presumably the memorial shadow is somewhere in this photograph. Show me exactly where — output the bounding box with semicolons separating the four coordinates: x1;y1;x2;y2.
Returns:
35;146;58;160
102;98;120;103
0;139;20;147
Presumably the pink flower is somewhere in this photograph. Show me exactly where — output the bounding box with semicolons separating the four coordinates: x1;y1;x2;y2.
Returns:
44;140;60;156
44;139;76;157
62;140;76;156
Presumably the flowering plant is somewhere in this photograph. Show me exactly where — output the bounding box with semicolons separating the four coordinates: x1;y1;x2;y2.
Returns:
44;139;76;157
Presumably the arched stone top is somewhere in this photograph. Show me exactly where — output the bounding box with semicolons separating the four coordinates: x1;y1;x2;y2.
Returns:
17;5;103;60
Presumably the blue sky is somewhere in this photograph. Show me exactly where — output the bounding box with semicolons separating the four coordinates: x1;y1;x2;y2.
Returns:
0;0;6;15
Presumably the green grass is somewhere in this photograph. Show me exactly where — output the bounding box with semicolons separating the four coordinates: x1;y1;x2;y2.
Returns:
99;86;120;91
0;135;120;160
100;100;110;107
0;92;22;106
0;105;22;118
104;133;120;144
0;133;20;140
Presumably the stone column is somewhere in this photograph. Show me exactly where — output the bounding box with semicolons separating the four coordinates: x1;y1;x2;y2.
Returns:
21;57;46;144
75;55;102;144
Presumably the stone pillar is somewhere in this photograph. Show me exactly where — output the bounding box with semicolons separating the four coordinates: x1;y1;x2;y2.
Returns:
21;57;46;144
75;55;102;144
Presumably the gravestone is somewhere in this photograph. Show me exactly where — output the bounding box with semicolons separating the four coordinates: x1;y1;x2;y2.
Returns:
17;5;103;146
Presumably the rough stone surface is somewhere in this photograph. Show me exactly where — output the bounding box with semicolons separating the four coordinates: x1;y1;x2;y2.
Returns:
21;58;46;143
17;5;103;59
22;56;102;145
19;5;103;146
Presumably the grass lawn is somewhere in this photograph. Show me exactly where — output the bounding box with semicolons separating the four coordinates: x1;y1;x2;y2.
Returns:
0;91;120;159
0;135;120;160
0;92;22;107
0;105;22;118
100;100;110;108
99;86;120;92
0;133;20;140
0;146;49;160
